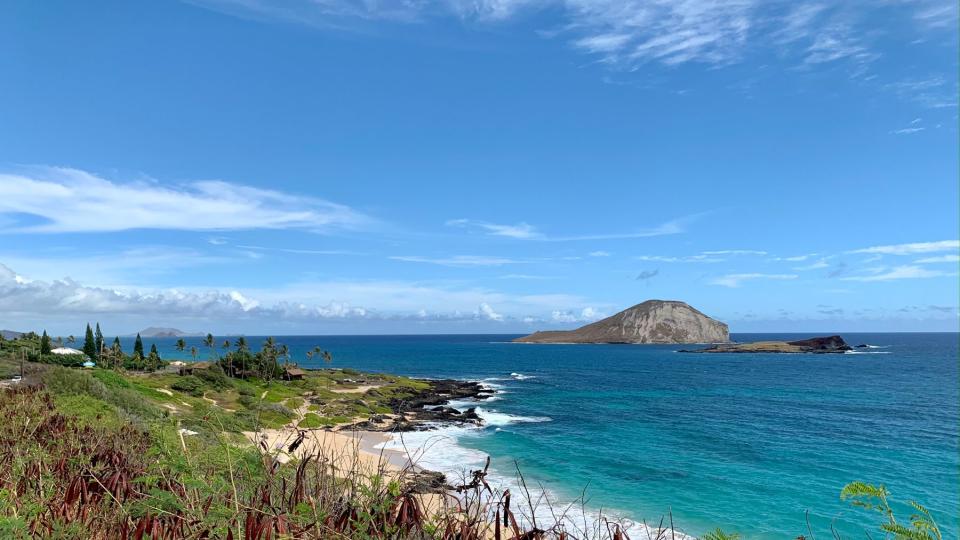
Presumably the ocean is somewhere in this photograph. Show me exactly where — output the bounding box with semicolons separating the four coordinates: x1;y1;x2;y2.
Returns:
136;332;958;539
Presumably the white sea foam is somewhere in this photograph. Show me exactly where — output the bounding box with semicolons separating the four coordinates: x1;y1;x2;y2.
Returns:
375;385;689;540
844;350;892;355
377;424;693;540
473;407;551;426
510;372;535;380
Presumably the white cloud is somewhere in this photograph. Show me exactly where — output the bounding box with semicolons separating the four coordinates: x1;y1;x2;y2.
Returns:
550;306;604;323
803;24;871;65
891;127;925;135
794;258;829;271
0;263;606;329
915;254;960;264
0;166;370;233
635;249;764;263
0;247;233;286
499;273;554;280
588;250;611;257
885;76;959;109
635;254;722;263
775;253;817;262
850;240;959;255
446;219;543;239
390;255;524;266
476;302;504;321
710;273;798;288
448;217;686;241
841;265;957;282
190;0;952;72
701;250;767;256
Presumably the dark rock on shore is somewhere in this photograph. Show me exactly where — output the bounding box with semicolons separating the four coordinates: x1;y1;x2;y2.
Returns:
343;379;492;432
681;335;853;354
404;470;451;494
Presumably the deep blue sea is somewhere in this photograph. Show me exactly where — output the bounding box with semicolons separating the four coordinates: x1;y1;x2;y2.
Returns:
138;333;958;539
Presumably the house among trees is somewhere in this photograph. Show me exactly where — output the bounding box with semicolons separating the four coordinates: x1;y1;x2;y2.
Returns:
50;347;86;357
178;361;211;376
284;366;306;380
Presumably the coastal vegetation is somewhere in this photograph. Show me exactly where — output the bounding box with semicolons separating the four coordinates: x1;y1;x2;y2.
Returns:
0;329;946;540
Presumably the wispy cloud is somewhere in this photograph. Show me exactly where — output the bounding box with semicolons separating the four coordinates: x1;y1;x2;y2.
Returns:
189;0;952;74
446;219;542;239
701;250;767;256
448;217;687;241
885;76;959;109
891;126;925;135
775;253;817;262
635;249;765;263
915;254;960;264
710;273;798;288
389;255;525;267
850;240;959;255
794;258;830;271
635;254;722;263
588;250;611;257
0;166;371;234
841;265;957;282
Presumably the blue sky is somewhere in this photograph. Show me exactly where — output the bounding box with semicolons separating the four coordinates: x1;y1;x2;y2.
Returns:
0;0;957;335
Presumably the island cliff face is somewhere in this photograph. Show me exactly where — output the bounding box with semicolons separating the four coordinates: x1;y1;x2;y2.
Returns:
514;300;730;344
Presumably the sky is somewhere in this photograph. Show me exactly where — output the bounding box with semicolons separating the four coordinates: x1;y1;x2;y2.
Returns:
0;0;958;336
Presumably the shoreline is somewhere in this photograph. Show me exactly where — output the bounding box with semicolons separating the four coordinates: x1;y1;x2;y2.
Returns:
240;372;694;540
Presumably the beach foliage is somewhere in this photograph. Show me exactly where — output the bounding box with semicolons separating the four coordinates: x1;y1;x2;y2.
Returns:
841;481;942;540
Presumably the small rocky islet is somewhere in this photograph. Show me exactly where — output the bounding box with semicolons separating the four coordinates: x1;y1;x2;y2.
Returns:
680;335;854;354
514;299;730;344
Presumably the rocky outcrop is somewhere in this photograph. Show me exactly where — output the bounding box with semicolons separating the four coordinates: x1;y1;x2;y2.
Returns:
514;300;729;344
681;335;852;354
342;379;493;432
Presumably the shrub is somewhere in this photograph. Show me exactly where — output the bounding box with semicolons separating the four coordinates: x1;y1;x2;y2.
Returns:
42;367;162;422
195;365;232;390
171;376;205;397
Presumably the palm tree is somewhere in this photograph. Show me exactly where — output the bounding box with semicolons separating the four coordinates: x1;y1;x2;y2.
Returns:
111;339;123;371
310;346;332;365
175;338;186;353
221;339;232;376
67;335;75;345
235;337;248;377
278;343;290;378
190;346;198;362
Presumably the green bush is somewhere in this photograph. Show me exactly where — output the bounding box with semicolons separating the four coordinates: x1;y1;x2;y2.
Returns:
42;367;162;422
171;376;205;397
40;353;87;368
195;365;232;390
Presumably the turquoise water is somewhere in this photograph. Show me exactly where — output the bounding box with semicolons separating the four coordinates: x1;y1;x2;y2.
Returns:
142;333;958;539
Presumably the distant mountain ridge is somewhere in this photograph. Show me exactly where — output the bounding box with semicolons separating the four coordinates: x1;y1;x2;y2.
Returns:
0;330;23;340
514;300;730;344
136;327;203;338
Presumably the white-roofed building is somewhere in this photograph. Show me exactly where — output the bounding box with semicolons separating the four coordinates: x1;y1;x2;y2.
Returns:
50;347;87;357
